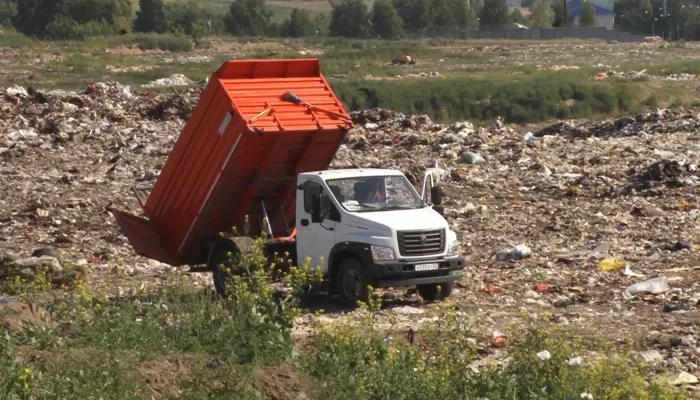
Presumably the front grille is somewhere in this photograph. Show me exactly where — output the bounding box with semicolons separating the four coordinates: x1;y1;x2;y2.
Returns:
397;229;445;257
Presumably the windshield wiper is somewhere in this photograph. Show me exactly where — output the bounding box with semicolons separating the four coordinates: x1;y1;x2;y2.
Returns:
379;204;421;210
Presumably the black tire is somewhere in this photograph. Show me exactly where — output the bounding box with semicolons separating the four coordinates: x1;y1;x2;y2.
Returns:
209;237;254;297
416;281;453;301
335;258;369;307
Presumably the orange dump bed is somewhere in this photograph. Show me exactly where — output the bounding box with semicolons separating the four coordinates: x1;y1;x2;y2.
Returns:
110;59;354;266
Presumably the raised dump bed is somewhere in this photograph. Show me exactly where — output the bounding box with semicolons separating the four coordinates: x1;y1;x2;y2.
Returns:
109;59;354;266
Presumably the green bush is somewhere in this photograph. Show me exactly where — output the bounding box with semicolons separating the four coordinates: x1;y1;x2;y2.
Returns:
133;34;192;52
331;76;642;123
307;302;686;400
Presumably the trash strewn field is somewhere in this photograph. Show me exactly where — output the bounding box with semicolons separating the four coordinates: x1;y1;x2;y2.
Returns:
3;38;700;398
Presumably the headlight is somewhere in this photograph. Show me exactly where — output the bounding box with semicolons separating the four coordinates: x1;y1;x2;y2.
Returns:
447;239;460;256
371;245;395;261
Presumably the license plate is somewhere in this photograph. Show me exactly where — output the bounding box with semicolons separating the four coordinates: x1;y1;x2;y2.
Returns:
414;263;439;271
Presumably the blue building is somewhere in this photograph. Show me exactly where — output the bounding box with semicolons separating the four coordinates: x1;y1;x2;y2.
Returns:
566;0;615;29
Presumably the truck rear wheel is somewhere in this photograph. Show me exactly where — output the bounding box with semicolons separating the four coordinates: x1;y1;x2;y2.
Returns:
417;282;453;301
336;258;369;307
208;237;254;297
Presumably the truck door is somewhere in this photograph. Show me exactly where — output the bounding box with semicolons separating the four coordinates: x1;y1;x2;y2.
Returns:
297;180;338;274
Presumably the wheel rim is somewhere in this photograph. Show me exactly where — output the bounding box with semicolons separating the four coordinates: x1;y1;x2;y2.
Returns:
341;270;361;299
213;253;235;293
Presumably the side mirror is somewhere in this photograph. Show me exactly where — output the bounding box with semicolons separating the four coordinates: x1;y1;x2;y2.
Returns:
311;193;324;223
431;185;443;206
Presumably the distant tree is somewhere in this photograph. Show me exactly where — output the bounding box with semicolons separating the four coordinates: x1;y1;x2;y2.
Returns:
578;0;596;26
329;0;371;38
13;0;60;37
62;0;131;32
281;8;316;37
529;0;554;27
431;0;455;29
552;0;574;26
225;0;273;36
13;0;131;38
612;0;651;33
466;3;479;28
521;0;535;6
479;0;509;27
471;0;484;15
314;12;329;35
392;0;431;32
0;0;16;28
509;8;525;25
372;0;403;38
134;0;167;33
166;1;223;37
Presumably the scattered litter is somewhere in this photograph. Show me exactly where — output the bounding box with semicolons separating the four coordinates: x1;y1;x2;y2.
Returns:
623;276;670;300
459;152;485;164
495;244;532;262
491;330;508;348
536;350;551;360
672;371;698;386
567;356;582;366
143;74;194;88
598;258;625;272
663;304;690;313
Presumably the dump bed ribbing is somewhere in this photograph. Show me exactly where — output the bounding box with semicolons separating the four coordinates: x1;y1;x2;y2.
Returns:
109;59;354;266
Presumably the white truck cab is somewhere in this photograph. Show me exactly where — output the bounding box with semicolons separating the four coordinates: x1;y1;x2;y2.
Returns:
295;168;464;305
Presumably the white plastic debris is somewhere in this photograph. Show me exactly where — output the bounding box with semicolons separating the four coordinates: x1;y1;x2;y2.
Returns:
567;356;583;366
496;244;532;261
536;350;551;360
143;74;194;88
6;84;28;98
622;276;670;300
622;264;644;278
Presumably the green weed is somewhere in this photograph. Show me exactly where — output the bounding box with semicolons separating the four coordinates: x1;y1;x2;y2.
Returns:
306;302;685;400
133;34;193;52
331;76;642;123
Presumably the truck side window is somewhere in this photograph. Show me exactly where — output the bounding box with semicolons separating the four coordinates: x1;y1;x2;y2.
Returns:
303;181;340;222
303;182;321;214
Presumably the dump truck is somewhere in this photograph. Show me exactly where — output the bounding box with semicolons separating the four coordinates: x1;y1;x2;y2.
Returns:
108;59;465;306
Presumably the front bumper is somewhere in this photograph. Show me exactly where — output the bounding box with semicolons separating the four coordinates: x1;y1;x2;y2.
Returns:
368;256;464;288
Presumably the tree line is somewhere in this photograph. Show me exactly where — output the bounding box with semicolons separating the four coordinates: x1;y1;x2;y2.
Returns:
0;0;699;41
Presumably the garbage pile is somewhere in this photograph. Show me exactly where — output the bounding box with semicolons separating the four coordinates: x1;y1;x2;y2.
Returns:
2;82;700;386
0;82;199;279
534;108;700;139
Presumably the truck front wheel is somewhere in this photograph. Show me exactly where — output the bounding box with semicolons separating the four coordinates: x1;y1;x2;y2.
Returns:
336;258;369;307
208;237;254;297
417;282;453;301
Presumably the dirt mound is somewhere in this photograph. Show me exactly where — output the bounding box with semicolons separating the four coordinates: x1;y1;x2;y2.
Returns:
138;354;196;398
251;364;322;400
0;300;57;332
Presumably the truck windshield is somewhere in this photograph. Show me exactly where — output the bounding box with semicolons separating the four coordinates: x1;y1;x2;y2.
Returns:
325;175;425;212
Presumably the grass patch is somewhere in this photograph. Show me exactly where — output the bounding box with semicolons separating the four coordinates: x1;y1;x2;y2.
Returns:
133;34;193;52
645;60;700;76
331;75;644;123
305;292;685;400
0;31;35;48
0;238;688;399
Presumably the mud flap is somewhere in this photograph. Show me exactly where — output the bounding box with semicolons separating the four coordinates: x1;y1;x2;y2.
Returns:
108;207;181;266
